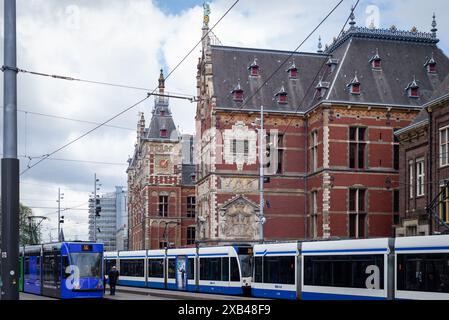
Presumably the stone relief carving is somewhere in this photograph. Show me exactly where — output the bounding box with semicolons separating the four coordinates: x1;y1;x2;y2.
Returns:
219;196;259;240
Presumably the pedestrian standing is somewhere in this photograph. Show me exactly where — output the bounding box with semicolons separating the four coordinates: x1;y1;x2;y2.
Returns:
108;266;120;296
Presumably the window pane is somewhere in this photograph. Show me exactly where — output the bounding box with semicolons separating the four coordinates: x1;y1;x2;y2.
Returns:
358;190;366;212
222;258;229;282
187;258;195;280
349;214;357;238
349;190;356;212
230;257;240;282
358;128;366;141
349;127;357;141
304;255;384;289
397;254;449;293
349;144;356;168
148;259;164;278
358;144;365;169
168;259;176;279
254;257;263;283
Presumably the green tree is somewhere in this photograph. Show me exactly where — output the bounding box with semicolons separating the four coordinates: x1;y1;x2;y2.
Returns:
19;204;42;245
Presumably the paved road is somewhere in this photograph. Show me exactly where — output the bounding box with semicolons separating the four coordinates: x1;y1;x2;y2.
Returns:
104;291;177;300
20;293;57;300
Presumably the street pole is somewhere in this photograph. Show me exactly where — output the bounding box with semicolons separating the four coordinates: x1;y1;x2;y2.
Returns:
57;188;61;242
1;0;19;300
259;105;265;243
94;173;97;243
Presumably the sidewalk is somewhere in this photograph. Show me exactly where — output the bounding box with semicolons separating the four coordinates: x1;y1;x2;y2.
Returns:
115;286;267;300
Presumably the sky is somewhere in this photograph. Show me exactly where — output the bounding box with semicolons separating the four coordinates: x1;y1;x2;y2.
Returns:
0;0;448;242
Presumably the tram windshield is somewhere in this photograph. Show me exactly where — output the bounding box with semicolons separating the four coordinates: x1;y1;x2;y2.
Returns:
239;254;252;278
69;253;102;278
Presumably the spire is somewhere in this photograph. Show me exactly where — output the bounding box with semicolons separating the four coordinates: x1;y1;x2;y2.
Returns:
317;36;323;53
158;69;165;94
349;5;356;29
431;13;438;38
202;1;211;51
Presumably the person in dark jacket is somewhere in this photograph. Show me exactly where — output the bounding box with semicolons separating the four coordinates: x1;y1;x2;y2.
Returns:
108;266;120;296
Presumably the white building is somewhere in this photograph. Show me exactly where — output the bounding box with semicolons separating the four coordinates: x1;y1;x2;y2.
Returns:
88;186;128;251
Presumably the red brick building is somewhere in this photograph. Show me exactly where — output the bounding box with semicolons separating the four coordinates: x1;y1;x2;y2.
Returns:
195;10;449;244
396;74;449;236
127;71;196;250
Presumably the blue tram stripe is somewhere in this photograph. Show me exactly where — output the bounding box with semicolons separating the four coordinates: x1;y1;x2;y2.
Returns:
302;248;388;254
255;251;297;256
396;246;449;252
252;288;297;300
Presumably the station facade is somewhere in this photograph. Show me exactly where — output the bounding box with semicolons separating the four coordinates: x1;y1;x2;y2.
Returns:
195;10;449;244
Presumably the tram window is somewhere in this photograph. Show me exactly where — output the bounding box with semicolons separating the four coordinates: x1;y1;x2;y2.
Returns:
148;259;164;278
304;255;384;289
42;253;61;289
120;259;144;277
222;258;229;282
168;259;176;279
24;257;30;277
254;257;263;283
187;258;195;280
263;256;295;285
62;256;70;279
230;257;240;282
200;257;222;281
397;254;449;293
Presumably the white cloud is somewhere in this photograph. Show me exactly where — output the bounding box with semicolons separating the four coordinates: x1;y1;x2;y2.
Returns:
0;0;447;241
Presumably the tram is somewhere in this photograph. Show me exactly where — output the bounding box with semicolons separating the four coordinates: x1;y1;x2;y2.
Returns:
19;242;104;299
104;235;449;300
104;245;253;296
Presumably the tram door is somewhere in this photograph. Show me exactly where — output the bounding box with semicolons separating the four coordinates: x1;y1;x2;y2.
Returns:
176;256;187;290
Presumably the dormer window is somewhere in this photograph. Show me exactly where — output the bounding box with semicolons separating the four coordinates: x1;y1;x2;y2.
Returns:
275;86;288;104
231;81;244;102
190;173;196;182
315;79;330;99
425;53;437;73
248;58;259;77
405;77;420;98
160;129;168;138
347;73;361;95
287;62;298;78
160;110;166;116
369;49;382;70
326;58;339;73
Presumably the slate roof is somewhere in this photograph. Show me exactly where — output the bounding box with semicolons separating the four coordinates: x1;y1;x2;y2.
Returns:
210;46;329;113
209;26;449;114
429;73;449;101
181;164;196;186
145;96;179;141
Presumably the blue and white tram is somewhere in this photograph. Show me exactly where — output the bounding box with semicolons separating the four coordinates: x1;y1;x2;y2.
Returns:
395;235;449;300
252;242;299;300
301;238;393;300
118;250;146;287
147;249;166;289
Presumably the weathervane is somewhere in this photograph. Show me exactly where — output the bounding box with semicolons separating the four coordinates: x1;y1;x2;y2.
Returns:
203;2;211;27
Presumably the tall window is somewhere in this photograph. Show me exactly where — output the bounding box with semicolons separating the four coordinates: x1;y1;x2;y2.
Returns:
393;135;400;170
232;139;249;156
349;127;366;169
311;131;318;172
187;196;196;218
187;227;196;245
277;134;284;174
159;195;169;217
311;191;318;239
409;160;414;199
440;127;449;167
440;185;449;224
416;158;425;197
348;189;367;239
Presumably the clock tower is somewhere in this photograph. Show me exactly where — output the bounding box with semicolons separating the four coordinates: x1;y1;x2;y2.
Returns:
127;70;196;250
